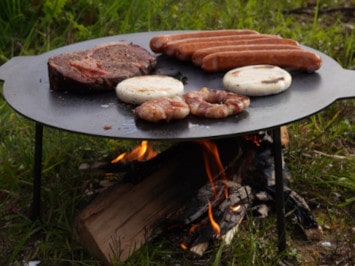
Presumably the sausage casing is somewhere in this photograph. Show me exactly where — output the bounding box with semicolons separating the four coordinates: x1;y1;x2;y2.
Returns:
173;38;300;61
149;29;259;53
201;49;322;72
192;44;302;66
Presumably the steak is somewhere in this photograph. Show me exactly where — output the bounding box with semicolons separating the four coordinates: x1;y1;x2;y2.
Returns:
47;42;157;92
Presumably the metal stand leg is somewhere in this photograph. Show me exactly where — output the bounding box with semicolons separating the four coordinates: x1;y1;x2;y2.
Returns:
272;127;286;253
32;122;43;220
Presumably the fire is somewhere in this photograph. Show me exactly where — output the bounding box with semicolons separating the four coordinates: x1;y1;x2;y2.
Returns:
244;134;263;146
198;140;229;199
208;200;220;237
111;140;158;163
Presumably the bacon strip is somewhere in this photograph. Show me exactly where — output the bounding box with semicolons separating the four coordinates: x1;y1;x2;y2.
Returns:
134;96;190;122
183;88;250;119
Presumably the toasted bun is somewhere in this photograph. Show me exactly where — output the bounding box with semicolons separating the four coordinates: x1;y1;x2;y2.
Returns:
223;65;292;96
115;75;184;105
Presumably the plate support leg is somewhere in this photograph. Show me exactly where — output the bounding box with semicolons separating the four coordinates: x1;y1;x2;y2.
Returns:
32;122;43;220
273;126;286;253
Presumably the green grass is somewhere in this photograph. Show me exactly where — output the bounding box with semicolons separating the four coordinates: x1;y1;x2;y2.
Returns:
0;0;354;265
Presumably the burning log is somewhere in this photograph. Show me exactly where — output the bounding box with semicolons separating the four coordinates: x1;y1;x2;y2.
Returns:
167;181;253;256
79;141;205;183
79;140;159;179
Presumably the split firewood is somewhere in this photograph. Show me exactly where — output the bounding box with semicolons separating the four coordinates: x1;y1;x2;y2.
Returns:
280;126;289;147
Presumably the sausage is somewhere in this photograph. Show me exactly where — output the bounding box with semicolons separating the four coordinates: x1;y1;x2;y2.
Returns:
149;29;259;53
201;49;322;72
164;33;269;57
164;34;278;58
192;44;302;66
174;38;300;61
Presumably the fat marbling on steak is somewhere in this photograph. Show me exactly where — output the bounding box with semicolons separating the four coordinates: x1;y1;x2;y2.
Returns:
47;42;157;92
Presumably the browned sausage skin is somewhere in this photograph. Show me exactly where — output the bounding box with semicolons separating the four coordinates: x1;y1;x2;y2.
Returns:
173;38;300;61
149;29;259;53
192;44;302;66
164;34;279;58
201;49;322;73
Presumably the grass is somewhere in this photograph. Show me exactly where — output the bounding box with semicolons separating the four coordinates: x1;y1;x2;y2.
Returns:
0;0;354;265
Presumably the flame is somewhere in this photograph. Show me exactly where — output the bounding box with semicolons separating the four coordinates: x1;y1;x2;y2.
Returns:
244;135;262;146
198;140;229;199
208;200;220;237
111;140;158;163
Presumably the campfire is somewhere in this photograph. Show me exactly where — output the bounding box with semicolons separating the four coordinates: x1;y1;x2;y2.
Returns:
76;128;322;265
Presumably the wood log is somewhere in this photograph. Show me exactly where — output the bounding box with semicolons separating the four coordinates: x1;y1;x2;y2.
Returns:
280;126;289;147
75;142;210;265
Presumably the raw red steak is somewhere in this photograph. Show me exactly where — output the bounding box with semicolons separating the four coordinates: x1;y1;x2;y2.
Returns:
47;42;157;92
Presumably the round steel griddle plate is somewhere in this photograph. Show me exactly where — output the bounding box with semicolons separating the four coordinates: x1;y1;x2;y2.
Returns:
0;31;354;140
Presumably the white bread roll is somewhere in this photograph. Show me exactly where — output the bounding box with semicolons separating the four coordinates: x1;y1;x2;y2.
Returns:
223;65;292;96
116;75;184;105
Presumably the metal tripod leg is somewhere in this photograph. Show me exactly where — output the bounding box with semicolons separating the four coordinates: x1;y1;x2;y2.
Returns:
272;126;286;253
32;122;43;220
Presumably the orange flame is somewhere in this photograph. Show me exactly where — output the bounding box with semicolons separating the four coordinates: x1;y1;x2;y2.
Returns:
244;135;262;146
111;140;158;163
208;200;220;237
198;140;229;199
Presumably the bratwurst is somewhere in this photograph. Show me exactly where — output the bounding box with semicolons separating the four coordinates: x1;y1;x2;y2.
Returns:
201;49;322;73
192;44;302;66
149;30;322;72
149;29;258;53
164;33;278;58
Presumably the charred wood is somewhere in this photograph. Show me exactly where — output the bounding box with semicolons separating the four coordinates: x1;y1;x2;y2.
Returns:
165;181;253;256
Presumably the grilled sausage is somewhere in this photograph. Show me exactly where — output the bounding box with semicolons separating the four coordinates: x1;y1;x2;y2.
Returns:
164;34;278;58
173;38;300;61
149;29;259;53
192;44;302;66
201;49;322;72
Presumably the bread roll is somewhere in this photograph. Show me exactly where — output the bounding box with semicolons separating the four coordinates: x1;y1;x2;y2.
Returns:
116;75;184;105
223;65;292;96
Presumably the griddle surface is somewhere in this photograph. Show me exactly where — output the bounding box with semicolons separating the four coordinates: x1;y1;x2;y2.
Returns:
1;31;354;140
